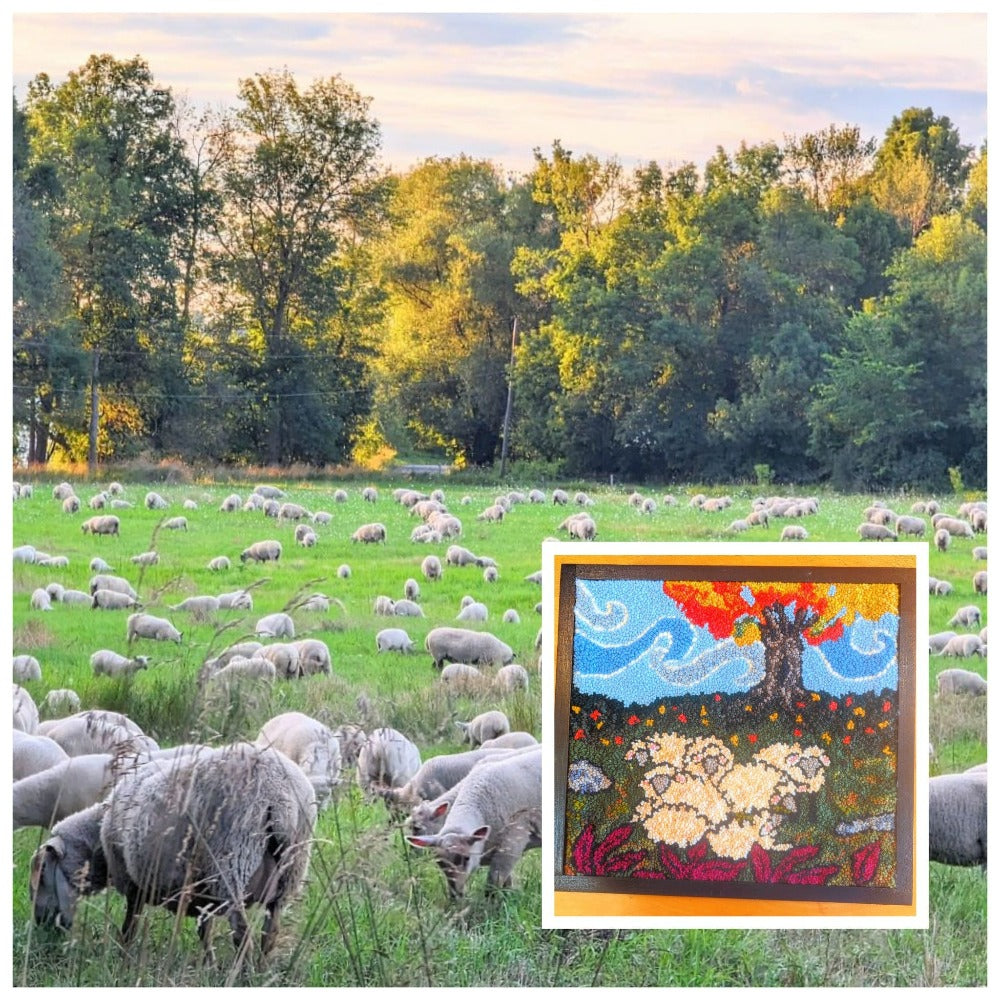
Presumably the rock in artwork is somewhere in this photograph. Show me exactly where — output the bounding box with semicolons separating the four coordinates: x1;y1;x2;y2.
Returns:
562;576;906;894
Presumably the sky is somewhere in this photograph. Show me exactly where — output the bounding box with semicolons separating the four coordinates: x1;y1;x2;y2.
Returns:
8;6;989;179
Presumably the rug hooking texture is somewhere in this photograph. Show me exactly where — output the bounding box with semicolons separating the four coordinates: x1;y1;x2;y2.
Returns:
563;577;901;891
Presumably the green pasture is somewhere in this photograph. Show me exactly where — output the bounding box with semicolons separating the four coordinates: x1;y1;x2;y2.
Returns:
10;478;987;986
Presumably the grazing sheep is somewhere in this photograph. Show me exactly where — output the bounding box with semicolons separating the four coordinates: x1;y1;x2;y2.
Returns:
278;501;311;522
37;709;158;757
351;522;387;545
30;588;53;612
262;499;280;517
937;667;987;695
219;493;242;512
483;566;499;584
356;727;422;798
290;638;332;677
928;770;987;869
144;491;169;510
422;555;443;581
89;557;112;573
857;523;897;541
337;563;352;579
46;582;66;603
404;577;421;601
393;598;425;618
425;627;514;670
939;634;986;659
14;654;42;682
298;592;330;613
81;515;120;536
60;589;92;606
13;544;37;563
934;528;952;552
973;570;987;595
405;747;542;897
566;514;597;541
373;595;397;616
362;487;378;503
493;664;530;694
457;710;511;747
949;605;982;629
973;547;988;561
929;631;958;654
257;643;302;680
253;484;286;500
240;539;283;564
479;732;539;750
376;747;513;812
477;504;506;523
780;525;809;541
129;551;160;568
333;724;367;769
216;589;253;610
127;613;182;644
376;628;417;654
91;589;143;611
162;516;188;531
933;516;974;540
61;495;81;514
457;601;489;623
255;612;295;639
439;663;486;692
13;729;70;781
14;684;39;733
502;609;521;624
90;650;150;677
552;489;569;506
894;515;926;537
204;655;277;689
256;711;342;807
30;743;317;958
15;753;115;829
40;689;82;717
169;595;221;617
728;519;749;533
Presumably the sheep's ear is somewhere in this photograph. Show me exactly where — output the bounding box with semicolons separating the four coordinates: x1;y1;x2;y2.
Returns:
54;862;76;926
431;801;450;819
470;825;490;844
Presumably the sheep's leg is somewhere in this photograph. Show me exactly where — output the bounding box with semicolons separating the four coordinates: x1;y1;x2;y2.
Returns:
261;904;280;956
120;887;144;943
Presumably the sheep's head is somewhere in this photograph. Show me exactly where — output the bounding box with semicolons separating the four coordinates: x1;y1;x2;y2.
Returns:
30;836;83;931
406;824;490;898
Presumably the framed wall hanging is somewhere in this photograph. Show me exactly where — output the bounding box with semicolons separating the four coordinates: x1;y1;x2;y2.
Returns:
543;543;927;927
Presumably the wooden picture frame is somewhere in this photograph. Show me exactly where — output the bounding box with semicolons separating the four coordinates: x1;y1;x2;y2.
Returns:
542;543;928;927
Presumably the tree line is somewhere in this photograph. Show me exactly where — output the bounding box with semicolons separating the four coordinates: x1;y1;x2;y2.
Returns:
12;55;987;489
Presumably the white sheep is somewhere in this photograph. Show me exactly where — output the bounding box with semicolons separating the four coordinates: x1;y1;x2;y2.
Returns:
479;732;539;750
162;516;188;531
376;628;417;654
857;523;897;541
37;709;158;756
62;495;81;514
973;570;987;595
311;511;332;525
934;528;951;552
217;589;253;610
894;515;926;537
949;605;982;629
298;592;330;613
144;490;169;510
493;664;530;694
337;563;352;579
219;493;242;512
14;752;114;829
89;556;112;573
240;539;282;564
61;588;93;606
81;514;120;536
362;487;378;503
291;638;332;676
127;612;183;644
91;589;143;611
356;727;422;798
39;688;82;717
91;649;150;677
30;588;53;612
422;555;443;581
253;484;285;499
30;743;317;958
780;525;809;541
457;601;489;623
425;627;514;670
255;612;295;639
457;710;511;747
13;729;70;780
351;522;387;544
929;631;958;654
13;544;37;563
939;634;986;659
483;565;499;584
14;654;42;682
169;595;221;617
502;609;521;624
439;663;487;693
937;667;987;695
405;747;541;897
404;577;421;601
295;524;318;547
14;684;39;733
257;642;302;680
928;770;987;869
256;711;342;807
393;598;425;618
376;746;513;812
129;551;160;567
278;501;311;521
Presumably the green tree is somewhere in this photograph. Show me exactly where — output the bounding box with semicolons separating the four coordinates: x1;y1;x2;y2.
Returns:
23;54;191;470
209;68;384;466
784;124;876;211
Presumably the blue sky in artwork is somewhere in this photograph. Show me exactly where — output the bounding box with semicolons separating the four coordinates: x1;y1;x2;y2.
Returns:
573;578;898;703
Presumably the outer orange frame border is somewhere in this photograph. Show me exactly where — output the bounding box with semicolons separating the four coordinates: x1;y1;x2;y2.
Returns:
541;542;929;930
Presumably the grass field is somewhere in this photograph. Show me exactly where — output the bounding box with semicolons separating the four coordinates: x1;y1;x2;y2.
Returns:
9;476;988;987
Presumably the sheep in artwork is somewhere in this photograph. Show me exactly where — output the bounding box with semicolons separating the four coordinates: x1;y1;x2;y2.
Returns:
928;769;987;869
30;743;317;958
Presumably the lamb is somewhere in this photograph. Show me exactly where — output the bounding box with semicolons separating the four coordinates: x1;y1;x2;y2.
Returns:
91;589;143;611
439;663;487;692
255;612;295;639
479;732;539;750
973;570;987;595
170;595;221;617
256;711;342;807
356;727;422;798
405;746;542;897
30;588;53;611
936;667;987;695
949;605;982;629
422;555;443;581
217;589;253;610
295;524;318;547
91;649;150;677
30;743;317;958
291;638;332;676
934;528;951;552
393;598;425;618
446;545;480;567
351;522;387;544
780;525;809;541
528;489;546;504
46;582;65;603
457;601;489;623
40;688;82;717
14;654;42;682
88;492;108;509
38;709;159;756
376;747;513;812
129;551;160;567
376;628;417;654
857;523;897;541
524;570;543;585
927;769;987;869
14;684;39;733
15;752;115;829
502;609;521;624
493;664;530;694
240;539;283;564
425;627;514;670
457;710;511;747
127;612;183;644
162;516;188;531
81;514;120;536
144;490;169;510
13;729;70;781
404;577;421;601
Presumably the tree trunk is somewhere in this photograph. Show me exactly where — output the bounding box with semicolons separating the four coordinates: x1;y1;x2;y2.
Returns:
751;601;817;712
88;347;100;478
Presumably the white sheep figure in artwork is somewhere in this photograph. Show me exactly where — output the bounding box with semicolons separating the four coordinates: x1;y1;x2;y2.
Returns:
405;746;542;898
90;649;150;677
29;743;317;959
14;654;42;682
127;613;182;644
256;711;342;808
356;727;422;799
456;710;510;748
936;667;987;696
928;769;987;870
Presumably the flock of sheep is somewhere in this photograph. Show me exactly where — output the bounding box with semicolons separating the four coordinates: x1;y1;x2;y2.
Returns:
11;477;987;966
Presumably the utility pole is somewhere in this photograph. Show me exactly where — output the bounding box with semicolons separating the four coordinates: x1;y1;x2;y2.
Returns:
498;316;518;480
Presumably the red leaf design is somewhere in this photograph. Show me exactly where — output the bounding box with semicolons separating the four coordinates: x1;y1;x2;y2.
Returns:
593;824;635;868
688;838;709;863
690;859;748;882
852;841;881;884
785;865;839;885
771;844;821;883
571;824;596;874
750;843;772;882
